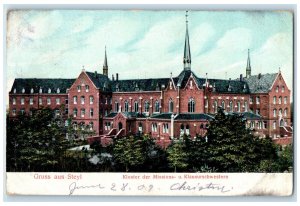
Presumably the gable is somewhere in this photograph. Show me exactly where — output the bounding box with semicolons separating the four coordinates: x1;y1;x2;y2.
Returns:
183;75;200;90
69;71;99;91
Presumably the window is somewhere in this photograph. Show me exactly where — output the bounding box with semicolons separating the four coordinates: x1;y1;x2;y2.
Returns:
89;122;93;130
85;85;89;92
81;109;85;117
237;101;241;112
65;108;68;115
273;96;276;104
13;88;16;94
213;100;218;113
57;88;60;93
90;108;94;117
12;98;16;105
81;96;85;104
249;97;253;104
56;98;60;105
73;96;77;104
221;101;225;109
258;121;263;129
20;109;25;115
73;122;78;130
77;85;81;92
12;109;16;116
105;122;111;131
229;101;233;112
30;88;34;94
256;96;260;104
244;101;248;112
55;109;60;117
124;101;129;112
89;96;94;104
251;121;255;129
163;124;169;133
180;124;184;136
256;109;260;115
188;98;195;113
279;109;282;117
282;86;285;93
186;125;190;135
284;97;287;104
273;121;276;129
21;98;25;105
155;100;160;113
205;99;208;108
39;88;43;93
284;108;287;117
65;98;68;104
279;96;282;104
30;98;33;105
47;98;51;105
115;101;119;112
144;101;150;112
138;123;143;133
169;99;174;113
48;88;51;93
134;101;139;112
22;88;25;93
263;121;267;129
152;123;157;132
39;98;42;105
276;86;279;93
273;109;277;117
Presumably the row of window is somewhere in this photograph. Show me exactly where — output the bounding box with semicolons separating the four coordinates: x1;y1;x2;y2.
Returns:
73;121;94;130
275;85;285;93
273;96;288;105
13;88;63;94
12;97;67;105
115;100;161;113
210;100;248;113
11;108;68;116
273;108;289;117
151;123;169;133
73;96;94;105
77;85;90;92
73;108;94;118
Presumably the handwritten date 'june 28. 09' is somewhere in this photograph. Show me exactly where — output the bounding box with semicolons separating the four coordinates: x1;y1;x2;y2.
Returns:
68;181;232;195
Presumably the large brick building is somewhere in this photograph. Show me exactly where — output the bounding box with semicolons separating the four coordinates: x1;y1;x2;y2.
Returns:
8;13;292;145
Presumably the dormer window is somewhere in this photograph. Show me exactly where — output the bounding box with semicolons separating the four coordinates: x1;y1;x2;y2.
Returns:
30;88;34;94
39;88;43;93
57;88;60;93
85;85;89;92
48;88;51;93
22;88;25;93
116;84;119;92
13;88;16;94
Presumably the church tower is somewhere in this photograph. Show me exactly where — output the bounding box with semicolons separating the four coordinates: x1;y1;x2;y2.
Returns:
246;49;251;78
183;11;191;71
103;46;108;76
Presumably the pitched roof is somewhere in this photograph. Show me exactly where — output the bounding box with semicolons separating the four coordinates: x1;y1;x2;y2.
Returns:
110;78;169;92
243;73;278;93
10;78;75;94
230;112;262;120
104;112;147;118
85;71;110;90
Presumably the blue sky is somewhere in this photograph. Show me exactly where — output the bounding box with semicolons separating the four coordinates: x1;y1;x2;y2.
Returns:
6;10;293;96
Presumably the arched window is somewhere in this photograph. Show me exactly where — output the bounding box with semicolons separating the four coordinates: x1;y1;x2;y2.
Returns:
273;121;277;129
279;109;282;117
20;97;25;105
73;108;78;117
81;109;85;117
281;86;285;93
276;86;279;93
186;125;190;135
73;122;78;130
273;96;276;104
237;101;241;112
165;124;169;133
229;101;233;112
280;119;284;127
85;85;89;92
115;101;119;112
22;88;25;93
144;101;150;112
284;108;287;117
169;99;174;113
124;100;129;112
48;88;51;94
12;97;16;105
180;124;184;136
13;88;16;94
273;109;277;117
213;100;218;113
134;101;139;112
30;88;34;94
279;96;282;104
39;88;42;93
154;100;160;113
89;122;93;130
138;122;143;133
81;96;85;104
89;96;94;104
244;101;248;112
284;97;287;104
57;88;60;93
90;108;94;117
188;98;195;113
73;96;77;104
221;100;225;109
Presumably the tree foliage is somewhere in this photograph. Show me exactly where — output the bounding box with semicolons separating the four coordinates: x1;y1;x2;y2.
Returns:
167;141;188;172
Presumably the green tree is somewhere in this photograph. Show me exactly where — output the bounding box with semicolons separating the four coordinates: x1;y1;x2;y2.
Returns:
113;136;146;172
167;141;188;172
206;107;278;172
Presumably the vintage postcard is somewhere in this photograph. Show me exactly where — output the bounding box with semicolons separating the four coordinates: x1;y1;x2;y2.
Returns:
5;9;294;196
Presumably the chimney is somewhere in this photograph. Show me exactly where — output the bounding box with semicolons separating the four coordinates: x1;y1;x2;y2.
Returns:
112;74;115;81
94;71;98;78
258;73;261;79
240;74;243;81
116;73;119;81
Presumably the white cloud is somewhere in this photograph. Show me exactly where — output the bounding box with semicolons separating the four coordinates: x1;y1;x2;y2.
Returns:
190;22;215;55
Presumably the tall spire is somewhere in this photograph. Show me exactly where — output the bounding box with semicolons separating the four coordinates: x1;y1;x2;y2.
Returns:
183;11;191;71
246;49;251;78
103;46;108;76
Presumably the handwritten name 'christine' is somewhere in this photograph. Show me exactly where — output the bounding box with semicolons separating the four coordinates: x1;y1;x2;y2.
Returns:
170;181;232;193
